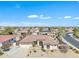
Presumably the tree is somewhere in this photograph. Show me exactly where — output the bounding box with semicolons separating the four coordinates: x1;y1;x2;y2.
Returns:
73;28;79;38
39;27;43;32
0;27;15;35
58;27;66;37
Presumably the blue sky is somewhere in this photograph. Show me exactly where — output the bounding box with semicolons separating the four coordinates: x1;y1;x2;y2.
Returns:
0;1;79;26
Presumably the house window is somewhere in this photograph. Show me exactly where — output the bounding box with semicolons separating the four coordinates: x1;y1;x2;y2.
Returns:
47;45;50;49
43;33;47;35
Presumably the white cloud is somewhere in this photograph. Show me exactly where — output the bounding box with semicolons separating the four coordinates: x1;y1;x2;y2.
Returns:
27;14;52;19
74;17;79;19
64;16;72;19
27;15;39;18
39;15;51;19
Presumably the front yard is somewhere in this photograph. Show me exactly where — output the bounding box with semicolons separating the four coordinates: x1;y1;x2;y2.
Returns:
1;45;79;58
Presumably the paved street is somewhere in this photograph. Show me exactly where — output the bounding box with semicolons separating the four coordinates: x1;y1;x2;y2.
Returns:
64;33;79;49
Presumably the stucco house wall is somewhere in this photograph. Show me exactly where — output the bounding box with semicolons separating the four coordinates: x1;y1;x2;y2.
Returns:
20;44;32;48
43;45;58;50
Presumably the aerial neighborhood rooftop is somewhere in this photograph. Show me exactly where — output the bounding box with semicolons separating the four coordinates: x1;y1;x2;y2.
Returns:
0;1;79;58
0;26;79;57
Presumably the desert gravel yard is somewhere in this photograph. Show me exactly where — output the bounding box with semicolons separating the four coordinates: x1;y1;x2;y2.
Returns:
1;46;79;58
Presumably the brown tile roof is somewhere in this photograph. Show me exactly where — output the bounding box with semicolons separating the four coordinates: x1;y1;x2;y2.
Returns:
20;35;59;45
43;39;58;45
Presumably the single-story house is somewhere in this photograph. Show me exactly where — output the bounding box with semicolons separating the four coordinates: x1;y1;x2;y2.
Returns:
16;28;29;39
19;35;59;50
39;27;50;35
17;29;28;35
30;27;39;35
0;35;16;48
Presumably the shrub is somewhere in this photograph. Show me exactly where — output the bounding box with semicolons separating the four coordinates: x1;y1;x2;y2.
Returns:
0;50;4;56
73;28;79;38
69;46;72;49
29;51;32;54
41;48;46;52
75;50;79;54
33;50;36;53
27;54;29;56
51;50;53;52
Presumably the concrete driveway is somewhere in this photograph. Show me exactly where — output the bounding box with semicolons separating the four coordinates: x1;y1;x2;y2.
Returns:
0;46;29;58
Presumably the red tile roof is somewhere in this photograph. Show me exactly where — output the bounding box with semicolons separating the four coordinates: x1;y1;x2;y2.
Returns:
0;35;16;42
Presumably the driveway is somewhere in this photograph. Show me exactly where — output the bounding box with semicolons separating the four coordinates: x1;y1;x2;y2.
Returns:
0;46;29;58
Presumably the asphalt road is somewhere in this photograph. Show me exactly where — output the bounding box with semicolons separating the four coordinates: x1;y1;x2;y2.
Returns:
64;33;79;48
